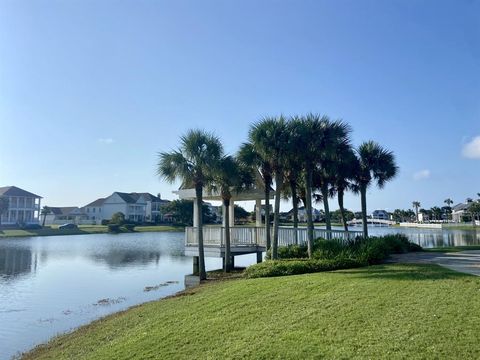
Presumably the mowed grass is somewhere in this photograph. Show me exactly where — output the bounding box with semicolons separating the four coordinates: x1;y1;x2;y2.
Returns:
24;264;480;359
0;225;183;238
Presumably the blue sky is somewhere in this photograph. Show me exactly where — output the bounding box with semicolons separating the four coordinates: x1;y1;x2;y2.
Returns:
1;0;479;212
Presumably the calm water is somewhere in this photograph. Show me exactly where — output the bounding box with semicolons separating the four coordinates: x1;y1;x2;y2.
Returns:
1;227;479;359
0;232;256;360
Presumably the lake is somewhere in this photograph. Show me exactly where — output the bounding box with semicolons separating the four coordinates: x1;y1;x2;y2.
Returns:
1;226;479;359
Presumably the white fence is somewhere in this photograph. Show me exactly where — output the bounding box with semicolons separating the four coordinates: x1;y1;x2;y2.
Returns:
185;226;363;247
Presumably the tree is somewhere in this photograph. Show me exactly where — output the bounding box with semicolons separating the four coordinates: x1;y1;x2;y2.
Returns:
158;129;223;281
238;142;273;253
248;116;289;259
469;202;480;222
355;141;398;238
111;212;125;225
0;196;9;227
444;198;454;221
40;206;51;227
234;205;250;221
161;200;216;225
412;201;421;222
210;155;253;272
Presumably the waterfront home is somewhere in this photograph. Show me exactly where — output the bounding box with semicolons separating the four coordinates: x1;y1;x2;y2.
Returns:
287;206;324;222
372;209;390;220
43;207;89;225
83;192;170;224
0;186;41;225
452;199;475;222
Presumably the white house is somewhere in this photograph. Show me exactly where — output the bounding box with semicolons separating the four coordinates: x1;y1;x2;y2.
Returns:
0;186;41;225
372;210;390;220
83;192;170;224
287;206;324;222
43;207;89;225
451;199;475;222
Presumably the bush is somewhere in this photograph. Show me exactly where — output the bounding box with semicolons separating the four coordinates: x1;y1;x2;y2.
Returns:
121;223;136;232
108;224;121;233
266;244;308;259
312;239;347;259
101;220;110;226
245;257;366;278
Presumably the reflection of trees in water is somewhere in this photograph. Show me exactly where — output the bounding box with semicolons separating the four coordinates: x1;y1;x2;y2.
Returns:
90;249;187;269
407;230;480;248
0;248;38;277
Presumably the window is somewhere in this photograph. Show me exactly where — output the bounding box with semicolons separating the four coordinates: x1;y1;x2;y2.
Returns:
93;208;96;213
87;208;90;213
99;208;101;213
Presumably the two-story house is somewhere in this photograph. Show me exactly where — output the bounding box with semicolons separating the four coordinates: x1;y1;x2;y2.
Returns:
0;186;42;225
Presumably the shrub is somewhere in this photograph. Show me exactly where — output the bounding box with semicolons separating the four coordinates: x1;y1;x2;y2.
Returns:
266;244;308;259
122;223;136;232
312;239;347;259
245;257;366;278
101;220;110;226
108;224;121;233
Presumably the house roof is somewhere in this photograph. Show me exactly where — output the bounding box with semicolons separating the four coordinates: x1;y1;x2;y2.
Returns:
113;192;169;204
0;186;42;198
85;198;106;207
452;203;470;211
48;207;82;216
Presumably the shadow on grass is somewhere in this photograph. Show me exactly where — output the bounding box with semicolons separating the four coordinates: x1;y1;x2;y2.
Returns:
336;264;472;281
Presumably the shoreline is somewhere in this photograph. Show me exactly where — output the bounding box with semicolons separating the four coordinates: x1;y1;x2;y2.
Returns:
0;225;184;239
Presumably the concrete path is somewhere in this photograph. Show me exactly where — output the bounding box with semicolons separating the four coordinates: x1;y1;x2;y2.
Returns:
388;251;480;276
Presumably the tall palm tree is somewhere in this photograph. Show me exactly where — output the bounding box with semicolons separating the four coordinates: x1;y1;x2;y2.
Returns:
40;206;51;227
247;116;288;259
158;129;223;281
331;146;359;231
210;156;253;272
444;198;454;221
238;142;273;252
355;141;398;238
412;201;421;222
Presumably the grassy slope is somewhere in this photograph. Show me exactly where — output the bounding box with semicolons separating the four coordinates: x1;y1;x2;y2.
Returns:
24;264;480;359
0;225;183;238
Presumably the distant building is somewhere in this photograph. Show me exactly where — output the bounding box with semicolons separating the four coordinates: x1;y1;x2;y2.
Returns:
371;210;390;220
286;206;324;222
451;199;475;222
0;186;42;225
44;207;88;225
82;192;170;224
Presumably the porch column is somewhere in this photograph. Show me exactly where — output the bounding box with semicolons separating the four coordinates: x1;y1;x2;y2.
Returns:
229;200;234;227
255;199;262;227
193;199;199;228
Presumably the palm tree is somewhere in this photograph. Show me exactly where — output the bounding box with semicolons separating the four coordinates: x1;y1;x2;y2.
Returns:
331;146;359;231
412;201;421;222
355;141;398;238
444;198;454;221
158;129;223;281
210;156;253;272
238;142;273;252
0;196;9;228
40;206;51;227
246;116;289;259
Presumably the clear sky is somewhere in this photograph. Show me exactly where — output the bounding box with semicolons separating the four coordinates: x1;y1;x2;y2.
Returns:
1;0;479;213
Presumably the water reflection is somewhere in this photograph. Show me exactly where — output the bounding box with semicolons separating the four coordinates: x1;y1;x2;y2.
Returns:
0;248;38;278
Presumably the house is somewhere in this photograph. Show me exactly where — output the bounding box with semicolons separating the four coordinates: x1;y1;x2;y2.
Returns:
43;207;88;225
371;210;390;220
286;206;324;222
83;192;170;224
0;186;42;225
451;199;474;222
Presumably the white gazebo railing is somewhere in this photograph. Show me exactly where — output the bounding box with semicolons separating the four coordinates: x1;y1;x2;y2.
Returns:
185;226;363;248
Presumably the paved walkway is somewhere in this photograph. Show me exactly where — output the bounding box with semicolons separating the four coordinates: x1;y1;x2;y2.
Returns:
388;250;480;276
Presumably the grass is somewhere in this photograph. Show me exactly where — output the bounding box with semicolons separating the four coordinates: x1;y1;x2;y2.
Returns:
0;225;183;238
426;245;480;253
23;264;480;359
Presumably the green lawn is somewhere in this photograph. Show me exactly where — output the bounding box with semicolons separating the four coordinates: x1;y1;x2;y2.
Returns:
0;225;183;238
426;245;480;252
24;264;480;359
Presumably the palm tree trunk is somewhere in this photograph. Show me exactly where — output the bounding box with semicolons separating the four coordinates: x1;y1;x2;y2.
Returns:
42;213;46;227
264;186;271;254
272;170;282;259
338;188;348;231
290;180;299;244
223;198;232;272
305;168;314;258
195;185;206;280
321;184;331;235
360;184;368;238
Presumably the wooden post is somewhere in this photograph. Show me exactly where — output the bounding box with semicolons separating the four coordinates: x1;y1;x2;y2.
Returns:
256;251;263;263
192;256;199;275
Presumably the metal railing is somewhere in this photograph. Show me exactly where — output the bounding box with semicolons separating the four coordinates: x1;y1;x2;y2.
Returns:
185;226;363;247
